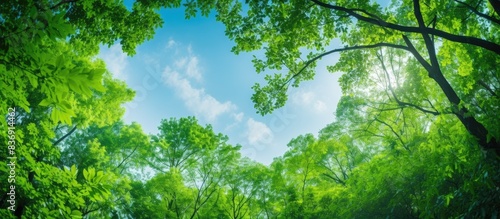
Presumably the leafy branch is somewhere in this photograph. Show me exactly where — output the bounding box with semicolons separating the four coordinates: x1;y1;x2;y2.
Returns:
376;49;441;116
310;0;500;55
50;0;79;10
53;124;78;146
284;42;411;87
454;0;500;25
374;117;408;151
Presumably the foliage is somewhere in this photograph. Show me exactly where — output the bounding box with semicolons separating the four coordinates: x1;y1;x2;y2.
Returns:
216;0;500;155
1;0;499;218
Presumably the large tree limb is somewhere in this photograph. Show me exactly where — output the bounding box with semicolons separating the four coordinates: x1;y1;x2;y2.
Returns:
286;0;500;155
455;0;500;25
401;35;434;75
285;42;411;86
410;0;500;155
489;0;500;17
413;0;441;72
310;0;500;55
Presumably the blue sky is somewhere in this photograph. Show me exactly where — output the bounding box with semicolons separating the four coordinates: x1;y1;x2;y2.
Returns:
99;6;343;165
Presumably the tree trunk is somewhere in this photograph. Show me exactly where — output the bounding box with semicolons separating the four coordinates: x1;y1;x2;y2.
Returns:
430;63;499;156
489;0;500;16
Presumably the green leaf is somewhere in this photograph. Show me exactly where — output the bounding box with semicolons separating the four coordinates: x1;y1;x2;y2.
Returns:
39;98;52;107
83;169;89;181
70;210;82;219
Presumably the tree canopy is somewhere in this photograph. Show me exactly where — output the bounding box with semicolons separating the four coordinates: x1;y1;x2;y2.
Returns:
217;0;500;156
1;0;499;218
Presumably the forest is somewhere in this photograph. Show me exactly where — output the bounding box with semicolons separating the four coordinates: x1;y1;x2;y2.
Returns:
1;0;499;218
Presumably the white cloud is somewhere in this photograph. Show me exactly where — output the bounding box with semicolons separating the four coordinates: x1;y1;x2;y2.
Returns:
166;38;177;49
292;91;315;105
246;118;273;146
174;57;188;69
161;42;235;122
162;67;236;122
100;44;128;80
233;112;244;123
170;45;202;82
223;112;245;132
313;100;327;112
186;56;202;82
291;90;327;113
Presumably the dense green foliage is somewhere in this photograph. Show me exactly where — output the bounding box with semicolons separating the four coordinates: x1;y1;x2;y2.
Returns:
1;0;499;218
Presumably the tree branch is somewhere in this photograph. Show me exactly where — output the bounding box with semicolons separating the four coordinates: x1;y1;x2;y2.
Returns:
115;144;139;174
488;0;500;17
352;128;386;138
402;35;434;76
374;117;407;150
455;0;500;25
376;49;441;116
413;0;441;72
285;42;411;86
404;35;499;154
310;0;500;55
50;0;78;10
53;124;78;146
321;173;346;185
307;0;499;155
478;80;498;97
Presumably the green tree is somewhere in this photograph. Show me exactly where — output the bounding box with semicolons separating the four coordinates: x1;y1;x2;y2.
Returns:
217;0;500;155
221;158;270;219
0;0;242;127
3;0;500;218
0;40;135;217
148;117;225;173
142;117;243;218
58;120;150;217
126;171;193;219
